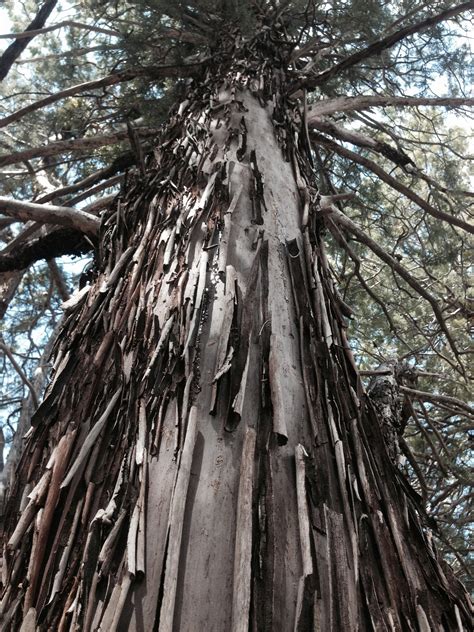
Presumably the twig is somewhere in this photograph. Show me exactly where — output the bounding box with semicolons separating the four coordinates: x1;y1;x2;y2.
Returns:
0;340;39;409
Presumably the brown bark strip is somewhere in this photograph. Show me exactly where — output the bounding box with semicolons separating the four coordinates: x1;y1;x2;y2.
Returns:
47;498;84;605
159;406;198;632
60;388;122;489
23;430;76;612
7;472;51;550
231;427;256;632
325;507;357;632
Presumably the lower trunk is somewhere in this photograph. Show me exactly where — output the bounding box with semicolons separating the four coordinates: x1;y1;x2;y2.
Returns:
1;71;470;631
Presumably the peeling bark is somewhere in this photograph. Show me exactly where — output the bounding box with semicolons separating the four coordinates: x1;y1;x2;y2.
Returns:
0;29;471;632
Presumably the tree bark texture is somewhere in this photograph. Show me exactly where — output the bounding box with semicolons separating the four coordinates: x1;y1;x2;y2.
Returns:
1;35;471;631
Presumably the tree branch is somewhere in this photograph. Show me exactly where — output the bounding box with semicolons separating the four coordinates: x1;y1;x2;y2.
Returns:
14;44;121;66
36;152;134;204
400;386;474;417
328;205;461;362
312;133;474;234
0;340;39;409
310;116;414;168
0;270;23;319
307;96;474;120
0;20;120;40
0;63;203;129
0;128;158;168
0;227;91;272
47;259;70;302
0;197;100;235
291;1;474;93
0;0;58;81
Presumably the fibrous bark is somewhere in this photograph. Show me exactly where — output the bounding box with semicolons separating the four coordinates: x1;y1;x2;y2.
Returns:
0;28;470;632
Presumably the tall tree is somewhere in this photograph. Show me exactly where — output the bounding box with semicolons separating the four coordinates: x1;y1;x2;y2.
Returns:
0;1;472;630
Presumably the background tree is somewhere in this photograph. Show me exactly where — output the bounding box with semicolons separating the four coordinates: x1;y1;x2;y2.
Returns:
0;0;472;629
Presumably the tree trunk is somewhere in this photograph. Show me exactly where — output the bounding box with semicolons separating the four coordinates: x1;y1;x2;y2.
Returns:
1;34;471;631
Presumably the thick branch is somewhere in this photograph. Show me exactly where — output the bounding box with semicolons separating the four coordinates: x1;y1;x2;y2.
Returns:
312;133;474;234
307;96;474;120
0;0;58;81
0;63;202;129
0;128;158;168
310;117;413;168
0;227;91;272
291;1;474;92
0;222;42;255
0;197;100;235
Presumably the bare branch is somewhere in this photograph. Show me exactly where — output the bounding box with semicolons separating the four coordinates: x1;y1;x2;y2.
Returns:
0;340;39;409
400;386;474;417
14;45;121;65
0;63;203;130
67;180;122;208
0;197;100;235
312;119;473;199
0;20;120;41
37;152;134;204
291;1;474;93
0;0;58;81
0;222;42;254
310;116;413;168
328;204;461;362
307;96;474;121
312;133;474;234
0;128;158;168
0;270;23;319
